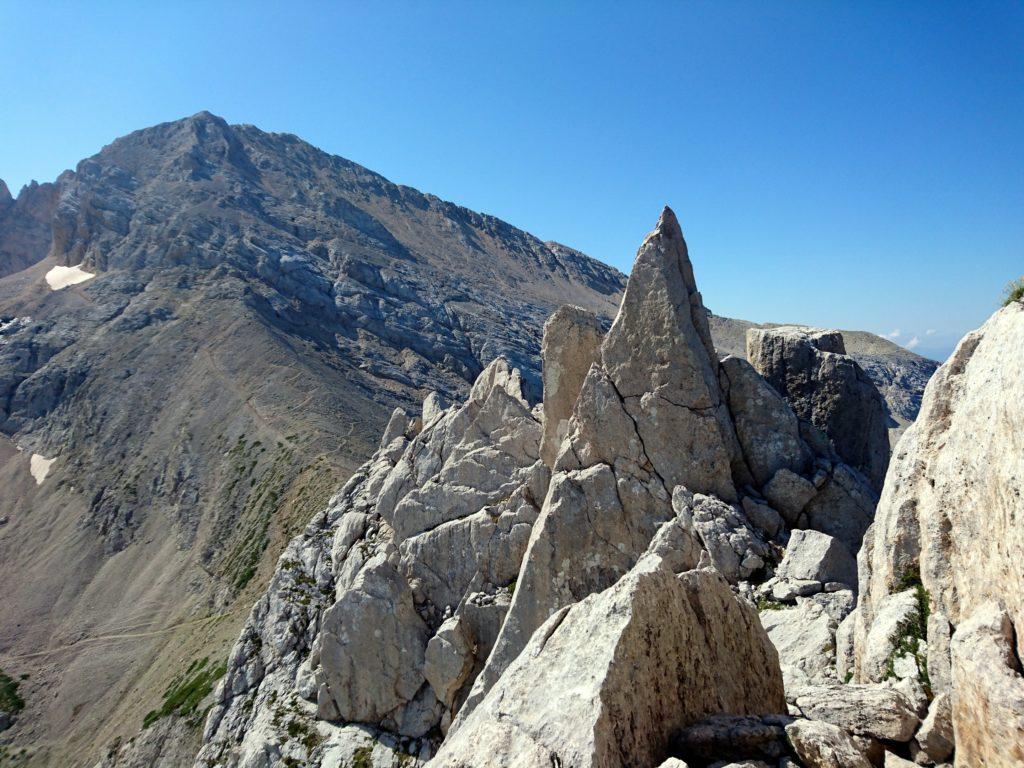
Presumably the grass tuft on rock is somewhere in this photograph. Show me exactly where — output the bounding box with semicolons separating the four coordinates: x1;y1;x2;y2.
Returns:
1003;276;1024;307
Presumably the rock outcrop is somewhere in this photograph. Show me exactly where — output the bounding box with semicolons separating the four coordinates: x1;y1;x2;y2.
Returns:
539;305;604;467
0;177;61;278
1;114;945;768
747;326;891;492
431;558;785;768
194;208;896;768
708;314;939;448
853;301;1024;766
197;357;548;766
0;113;626;766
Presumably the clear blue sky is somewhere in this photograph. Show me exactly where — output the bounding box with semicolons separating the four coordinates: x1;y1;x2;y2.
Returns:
2;2;1021;360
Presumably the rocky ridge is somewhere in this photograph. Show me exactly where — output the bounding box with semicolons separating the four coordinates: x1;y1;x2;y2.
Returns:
0;112;624;767
186;208;940;768
0;114;940;768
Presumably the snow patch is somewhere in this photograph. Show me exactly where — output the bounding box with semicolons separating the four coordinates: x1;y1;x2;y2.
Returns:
30;454;56;485
45;264;95;290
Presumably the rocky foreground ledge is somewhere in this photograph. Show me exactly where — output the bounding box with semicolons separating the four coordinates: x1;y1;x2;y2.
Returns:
98;209;1022;768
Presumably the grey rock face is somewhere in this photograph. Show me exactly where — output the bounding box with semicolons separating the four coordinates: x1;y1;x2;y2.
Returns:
430;560;786;768
720;355;811;486
853;303;1024;766
539;304;604;467
916;692;953;763
746;325;891;492
0;177;62;279
198;358;548;766
707;314;938;448
792;684;919;742
776;530;856;588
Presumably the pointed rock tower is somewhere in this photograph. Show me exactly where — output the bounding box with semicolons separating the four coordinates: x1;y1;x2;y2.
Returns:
455;207;749;721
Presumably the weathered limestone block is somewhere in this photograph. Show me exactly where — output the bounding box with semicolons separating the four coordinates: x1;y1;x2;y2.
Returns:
777;530;857;589
784;719;873;768
746;325;890;492
431;561;785;768
719;355;811;486
793;684;918;742
950;604;1024;768
318;552;429;733
539;304;603;467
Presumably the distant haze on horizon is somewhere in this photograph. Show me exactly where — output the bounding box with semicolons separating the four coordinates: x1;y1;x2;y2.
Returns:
2;1;1021;362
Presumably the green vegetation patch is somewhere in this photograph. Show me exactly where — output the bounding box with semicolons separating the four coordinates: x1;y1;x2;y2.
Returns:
883;567;932;695
352;745;375;768
0;669;25;714
142;656;227;729
756;597;785;612
1003;276;1024;307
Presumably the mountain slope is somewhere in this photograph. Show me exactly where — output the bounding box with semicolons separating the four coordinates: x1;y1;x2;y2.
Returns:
0;113;935;767
0;112;623;767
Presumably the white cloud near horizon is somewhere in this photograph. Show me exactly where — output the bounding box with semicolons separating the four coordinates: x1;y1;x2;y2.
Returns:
885;329;901;339
906;335;921;350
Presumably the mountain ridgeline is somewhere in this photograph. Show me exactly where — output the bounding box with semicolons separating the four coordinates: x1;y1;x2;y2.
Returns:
0;113;937;767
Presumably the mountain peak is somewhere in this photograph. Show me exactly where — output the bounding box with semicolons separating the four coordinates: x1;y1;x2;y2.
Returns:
655;204;682;239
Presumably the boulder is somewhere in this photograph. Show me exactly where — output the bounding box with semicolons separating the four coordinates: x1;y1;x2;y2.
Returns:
793;684;918;742
950;604;1024;767
675;488;771;583
318;552;430;733
673;714;789;763
741;497;784;540
423;615;474;710
746;325;890;492
776;530;856;589
539;305;604;467
760;599;838;689
784;719;873;768
431;561;786;768
800;462;876;552
764;469;816;525
916;692;953;763
719;355;811;486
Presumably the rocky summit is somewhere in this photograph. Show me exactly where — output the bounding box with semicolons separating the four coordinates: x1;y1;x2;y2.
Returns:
0;115;957;768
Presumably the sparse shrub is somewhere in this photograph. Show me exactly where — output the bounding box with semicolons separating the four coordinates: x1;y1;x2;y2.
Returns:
1002;276;1024;307
882;567;932;695
352;745;375;768
142;657;227;729
0;669;25;714
756;597;785;611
